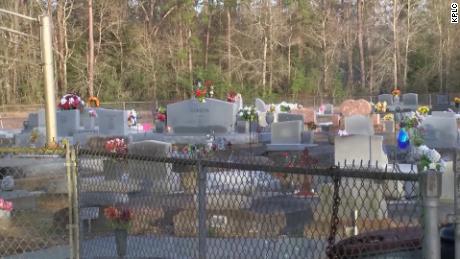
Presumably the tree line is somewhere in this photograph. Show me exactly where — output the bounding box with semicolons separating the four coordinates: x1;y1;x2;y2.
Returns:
0;0;458;105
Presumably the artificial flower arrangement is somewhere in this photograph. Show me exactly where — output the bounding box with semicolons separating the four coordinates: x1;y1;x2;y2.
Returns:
417;106;430;116
274;149;318;196
391;88;401;97
194;81;207;103
454;97;460;108
105;138;128;155
87;96;100;107
375;101;387;113
0;197;13;212
104;206;132;230
156;106;167;122
268;104;276;113
383;113;394;121
127;110;137;127
238;106;258;121
412;145;446;172
227;91;237;102
58;93;84;110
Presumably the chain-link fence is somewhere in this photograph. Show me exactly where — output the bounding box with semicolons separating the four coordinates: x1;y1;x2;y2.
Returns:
76;149;423;258
0;147;75;259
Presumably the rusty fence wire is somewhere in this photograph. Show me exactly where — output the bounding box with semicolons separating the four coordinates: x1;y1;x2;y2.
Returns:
76;149;422;259
0;147;75;259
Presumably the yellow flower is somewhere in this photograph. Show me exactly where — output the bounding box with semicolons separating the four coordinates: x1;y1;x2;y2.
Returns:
454;97;460;104
417;106;429;115
383;113;394;121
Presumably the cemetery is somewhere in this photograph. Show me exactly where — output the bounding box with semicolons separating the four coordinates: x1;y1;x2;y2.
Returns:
0;88;459;258
0;1;458;258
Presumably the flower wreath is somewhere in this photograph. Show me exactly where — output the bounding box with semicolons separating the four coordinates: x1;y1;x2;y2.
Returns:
87;96;100;107
58;93;84;110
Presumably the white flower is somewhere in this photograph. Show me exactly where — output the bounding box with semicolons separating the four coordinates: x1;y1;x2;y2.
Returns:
414;145;430;159
338;130;348;136
427;149;441;163
429;163;437;170
60;98;66;105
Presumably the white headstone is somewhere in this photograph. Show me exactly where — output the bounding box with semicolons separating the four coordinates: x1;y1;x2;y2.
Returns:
421;116;458;148
97;108;129;136
255;98;267;113
271;120;302;144
167;98;238;134
335;135;388;167
57;109;81;137
344;115;374;136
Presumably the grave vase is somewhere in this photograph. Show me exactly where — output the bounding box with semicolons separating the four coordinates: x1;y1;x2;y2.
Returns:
248;120;259;133
265;112;275;125
114;228;128;257
155;120;165;133
236;120;247;133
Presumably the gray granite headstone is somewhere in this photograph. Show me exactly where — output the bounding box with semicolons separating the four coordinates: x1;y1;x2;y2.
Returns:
377;94;394;105
22;113;38;133
421;116;458;149
324;104;333;115
402;93;418;110
57;109;81;137
344;115;374;136
38;109;46;127
436;95;450;105
255;98;267;113
431;111;456;118
271;120;302;144
97;108;129;136
80;108;98;130
167;98;237;134
277;113;304;123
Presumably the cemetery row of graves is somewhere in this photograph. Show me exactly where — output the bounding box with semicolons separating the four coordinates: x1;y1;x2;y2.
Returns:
0;90;459;258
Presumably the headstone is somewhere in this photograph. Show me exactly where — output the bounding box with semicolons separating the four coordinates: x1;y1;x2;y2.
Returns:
271;120;302;144
167;98;238;134
235;95;243;110
340;99;372;117
344;115;374;136
436;95;450;105
420;116;458;148
378;94;394;105
57;109;81;137
38;109;46;127
277;113;304;123
97;108;129;136
402;93;418;110
128;140;179;192
324;104;333;115
1;176;14;191
255;98;267;113
431;111;456;118
22;113;38;133
335;135;388;167
0;190;40;210
291;108;316;123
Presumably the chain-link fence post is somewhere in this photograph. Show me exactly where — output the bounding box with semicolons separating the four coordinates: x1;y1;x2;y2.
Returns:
197;157;207;259
453;148;460;259
421;170;442;259
71;146;80;259
65;144;75;258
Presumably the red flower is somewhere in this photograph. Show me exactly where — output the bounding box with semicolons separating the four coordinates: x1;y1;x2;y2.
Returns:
156;113;166;122
119;208;132;222
104;207;119;220
195;89;207;98
227;91;237;102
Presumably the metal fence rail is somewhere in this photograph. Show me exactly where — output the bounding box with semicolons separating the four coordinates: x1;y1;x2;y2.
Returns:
76;149;423;259
0;147;73;259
